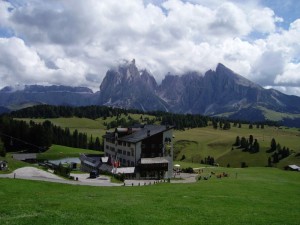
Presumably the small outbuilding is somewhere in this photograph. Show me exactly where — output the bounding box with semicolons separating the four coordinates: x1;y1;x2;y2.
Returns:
285;165;300;171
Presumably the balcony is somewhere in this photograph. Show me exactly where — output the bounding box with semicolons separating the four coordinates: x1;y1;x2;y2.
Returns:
138;157;169;171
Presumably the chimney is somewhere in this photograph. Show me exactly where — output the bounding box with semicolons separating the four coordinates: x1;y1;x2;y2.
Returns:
147;130;150;137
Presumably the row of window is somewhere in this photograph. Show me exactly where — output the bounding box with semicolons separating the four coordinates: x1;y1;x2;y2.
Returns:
105;154;134;166
117;141;131;147
117;149;134;157
106;145;134;157
119;158;134;167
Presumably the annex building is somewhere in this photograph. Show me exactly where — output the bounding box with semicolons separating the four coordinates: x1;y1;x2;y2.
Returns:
103;124;174;179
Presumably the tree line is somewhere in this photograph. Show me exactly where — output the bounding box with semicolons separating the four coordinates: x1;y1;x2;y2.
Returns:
7;104;276;131
9;105;212;129
267;138;291;166
0;116;102;153
233;135;260;153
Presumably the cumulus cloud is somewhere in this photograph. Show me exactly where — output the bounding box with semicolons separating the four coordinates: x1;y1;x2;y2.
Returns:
0;0;299;96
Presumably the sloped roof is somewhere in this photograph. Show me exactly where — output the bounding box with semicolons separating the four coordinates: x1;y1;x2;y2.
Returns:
118;125;173;143
288;165;300;170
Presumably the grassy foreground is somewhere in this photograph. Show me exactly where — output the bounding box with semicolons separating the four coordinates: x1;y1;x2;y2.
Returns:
0;167;299;225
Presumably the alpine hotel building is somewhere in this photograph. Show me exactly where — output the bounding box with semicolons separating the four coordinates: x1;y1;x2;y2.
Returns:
103;124;174;179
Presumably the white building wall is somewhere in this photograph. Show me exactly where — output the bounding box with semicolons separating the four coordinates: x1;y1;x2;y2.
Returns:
104;140;136;166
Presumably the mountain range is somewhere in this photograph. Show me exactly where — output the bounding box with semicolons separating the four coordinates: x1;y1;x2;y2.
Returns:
1;59;300;127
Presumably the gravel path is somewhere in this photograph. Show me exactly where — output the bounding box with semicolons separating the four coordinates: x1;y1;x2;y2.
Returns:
0;167;121;187
1;167;197;187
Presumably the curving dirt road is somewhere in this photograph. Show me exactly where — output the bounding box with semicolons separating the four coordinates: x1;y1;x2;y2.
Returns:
0;167;121;187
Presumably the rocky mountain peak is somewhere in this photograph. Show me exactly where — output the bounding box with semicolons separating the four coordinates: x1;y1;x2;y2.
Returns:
140;69;158;90
2;61;300;126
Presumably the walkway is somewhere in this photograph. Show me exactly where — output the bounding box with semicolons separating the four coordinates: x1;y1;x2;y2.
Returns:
0;167;198;186
0;167;121;187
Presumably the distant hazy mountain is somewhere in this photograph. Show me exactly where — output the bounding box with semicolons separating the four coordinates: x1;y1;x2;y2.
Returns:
1;61;300;127
0;85;96;110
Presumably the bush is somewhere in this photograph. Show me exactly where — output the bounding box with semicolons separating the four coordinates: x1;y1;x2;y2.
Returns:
241;162;248;168
182;167;194;173
54;163;71;178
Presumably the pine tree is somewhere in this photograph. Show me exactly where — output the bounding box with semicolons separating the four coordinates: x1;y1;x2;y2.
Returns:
94;137;101;151
240;137;248;149
270;138;277;152
253;139;259;153
249;135;254;145
234;136;241;146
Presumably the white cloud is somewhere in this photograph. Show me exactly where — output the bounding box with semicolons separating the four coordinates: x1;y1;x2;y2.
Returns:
0;0;299;96
0;37;49;82
274;62;300;85
248;7;281;33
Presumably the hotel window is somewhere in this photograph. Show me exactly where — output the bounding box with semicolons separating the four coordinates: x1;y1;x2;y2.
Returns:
127;142;131;147
127;151;130;156
123;150;126;155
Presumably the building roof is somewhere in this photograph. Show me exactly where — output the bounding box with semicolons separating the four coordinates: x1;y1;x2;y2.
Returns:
118;125;173;143
115;167;135;174
13;153;37;161
288;165;300;170
82;160;97;167
141;157;169;164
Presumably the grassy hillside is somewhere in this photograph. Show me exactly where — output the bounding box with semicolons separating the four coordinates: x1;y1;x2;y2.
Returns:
15;113;156;140
0;145;101;174
173;125;300;168
0;167;299;225
37;145;102;160
15;116;300;168
258;106;300;121
0;153;33;173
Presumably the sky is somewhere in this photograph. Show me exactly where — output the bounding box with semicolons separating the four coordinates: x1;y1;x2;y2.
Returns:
0;0;300;96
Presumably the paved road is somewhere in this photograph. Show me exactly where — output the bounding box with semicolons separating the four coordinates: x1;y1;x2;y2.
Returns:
0;167;197;187
0;167;122;187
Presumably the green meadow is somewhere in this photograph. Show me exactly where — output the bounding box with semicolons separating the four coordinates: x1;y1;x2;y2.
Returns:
173;125;300;168
1;116;299;224
0;145;101;174
1;167;300;225
16;116;300;168
15;113;156;141
37;144;102;160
